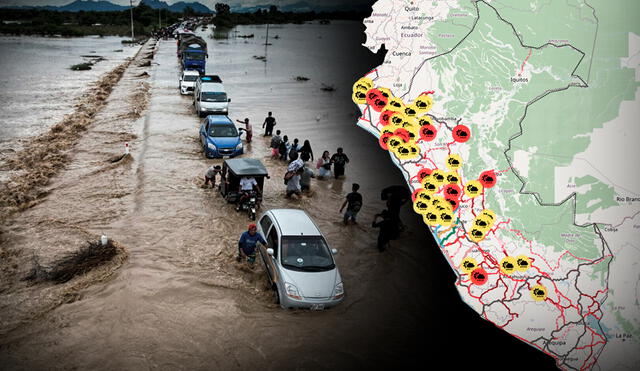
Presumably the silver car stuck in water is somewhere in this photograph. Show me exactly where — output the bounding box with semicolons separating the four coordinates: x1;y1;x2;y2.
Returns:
257;209;344;310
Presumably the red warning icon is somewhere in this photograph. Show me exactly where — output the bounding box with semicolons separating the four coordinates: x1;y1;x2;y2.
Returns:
379;132;393;150
411;188;425;202
417;167;432;182
452;125;471;143
470;267;488;285
393;128;411;143
366;89;388;113
443;184;461;199
379;110;394;126
419;124;437;142
479;170;497;188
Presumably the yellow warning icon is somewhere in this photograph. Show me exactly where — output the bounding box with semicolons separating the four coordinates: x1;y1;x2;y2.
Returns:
431;196;452;213
413;199;431;215
464;180;483;198
381;126;396;137
393;143;420;160
389;112;407;126
473;216;492;231
417;115;433;127
423;212;439;226
421;179;438;194
445;171;460;184
353;77;373;92
386;97;406;112
438;211;454;227
516;255;531;272
387;135;405;150
530;285;547;301
352;90;367;104
446;154;462;170
413;94;433;114
404;104;419;117
500;256;517;275
468;228;486;243
479;209;496;222
430;169;446;186
414;190;432;203
460;257;477;274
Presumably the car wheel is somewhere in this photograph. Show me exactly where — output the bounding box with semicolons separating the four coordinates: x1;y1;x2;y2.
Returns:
274;286;280;305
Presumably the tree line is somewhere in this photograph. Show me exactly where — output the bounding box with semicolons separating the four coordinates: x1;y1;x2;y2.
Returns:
0;4;204;37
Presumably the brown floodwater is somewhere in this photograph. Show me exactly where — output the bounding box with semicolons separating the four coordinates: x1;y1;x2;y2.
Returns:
0;22;556;369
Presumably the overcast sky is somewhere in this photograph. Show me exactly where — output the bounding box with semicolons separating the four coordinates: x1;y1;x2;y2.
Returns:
0;0;374;8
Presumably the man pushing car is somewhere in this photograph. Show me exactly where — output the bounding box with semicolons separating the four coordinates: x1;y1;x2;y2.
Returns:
236;223;267;267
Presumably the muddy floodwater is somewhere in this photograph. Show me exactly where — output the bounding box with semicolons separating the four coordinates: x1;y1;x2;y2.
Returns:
0;22;555;369
0;36;138;145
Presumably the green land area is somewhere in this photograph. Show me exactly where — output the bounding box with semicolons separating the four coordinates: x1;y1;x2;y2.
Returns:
498;0;639;213
426;1;605;259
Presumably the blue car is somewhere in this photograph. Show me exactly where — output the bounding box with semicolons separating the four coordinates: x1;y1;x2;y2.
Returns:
199;115;243;158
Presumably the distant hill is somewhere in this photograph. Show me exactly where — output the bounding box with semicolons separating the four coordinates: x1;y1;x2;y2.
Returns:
0;0;212;13
58;0;129;12
140;0;212;13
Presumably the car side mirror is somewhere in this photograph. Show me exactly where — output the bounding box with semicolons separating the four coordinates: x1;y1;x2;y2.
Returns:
267;248;274;256
227;98;231;102
331;248;338;255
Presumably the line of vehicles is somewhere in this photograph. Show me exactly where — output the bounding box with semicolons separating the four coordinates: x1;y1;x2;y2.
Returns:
173;27;344;310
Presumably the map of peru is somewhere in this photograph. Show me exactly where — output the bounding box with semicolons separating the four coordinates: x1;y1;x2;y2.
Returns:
354;1;640;369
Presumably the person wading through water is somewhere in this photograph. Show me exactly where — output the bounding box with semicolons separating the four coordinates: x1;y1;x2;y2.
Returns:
262;111;276;136
331;147;350;179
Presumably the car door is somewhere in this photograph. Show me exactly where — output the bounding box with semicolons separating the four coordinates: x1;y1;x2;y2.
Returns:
200;120;208;146
260;223;280;285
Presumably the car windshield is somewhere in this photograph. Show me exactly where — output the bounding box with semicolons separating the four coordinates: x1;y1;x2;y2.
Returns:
183;75;198;81
185;52;205;60
208;124;238;137
201;91;228;102
280;236;335;272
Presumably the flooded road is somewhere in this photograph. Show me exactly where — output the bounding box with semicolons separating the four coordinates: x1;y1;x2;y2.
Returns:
0;23;555;369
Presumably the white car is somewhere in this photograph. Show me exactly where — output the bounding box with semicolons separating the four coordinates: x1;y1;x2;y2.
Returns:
193;75;230;117
179;70;200;95
257;209;344;310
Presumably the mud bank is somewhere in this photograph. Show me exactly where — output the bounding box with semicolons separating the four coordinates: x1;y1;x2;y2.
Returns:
0;41;154;222
0;39;156;337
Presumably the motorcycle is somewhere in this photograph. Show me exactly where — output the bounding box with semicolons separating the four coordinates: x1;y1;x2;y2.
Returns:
236;191;259;220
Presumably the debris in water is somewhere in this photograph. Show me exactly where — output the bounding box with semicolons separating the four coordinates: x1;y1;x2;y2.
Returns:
321;84;335;92
70;63;92;71
25;239;123;284
137;72;150;78
238;34;254;38
107;153;131;164
295;76;310;82
252;55;266;62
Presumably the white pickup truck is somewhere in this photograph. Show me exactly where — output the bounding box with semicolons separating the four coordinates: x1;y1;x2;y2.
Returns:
179;70;200;95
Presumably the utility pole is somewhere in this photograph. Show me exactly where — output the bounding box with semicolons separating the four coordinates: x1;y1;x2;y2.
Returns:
129;0;135;42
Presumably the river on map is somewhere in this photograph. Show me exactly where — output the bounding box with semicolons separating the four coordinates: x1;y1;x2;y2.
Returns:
0;22;556;369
